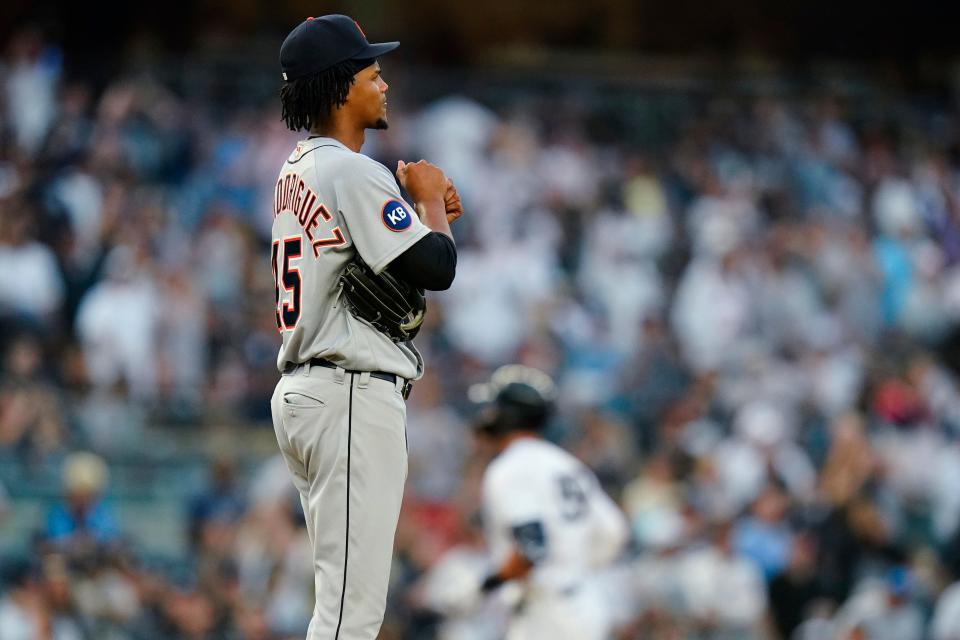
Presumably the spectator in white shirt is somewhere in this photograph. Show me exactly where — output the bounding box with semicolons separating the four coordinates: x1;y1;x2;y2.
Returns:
75;245;159;399
0;209;64;323
677;521;767;638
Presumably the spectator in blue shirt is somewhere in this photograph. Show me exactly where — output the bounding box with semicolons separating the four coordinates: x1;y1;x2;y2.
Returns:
45;452;119;548
733;484;794;581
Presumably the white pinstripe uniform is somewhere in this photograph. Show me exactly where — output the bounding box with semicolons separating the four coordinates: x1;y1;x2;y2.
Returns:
482;438;629;640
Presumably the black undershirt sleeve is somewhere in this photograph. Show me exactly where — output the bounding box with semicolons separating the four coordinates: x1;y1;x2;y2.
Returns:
388;231;457;291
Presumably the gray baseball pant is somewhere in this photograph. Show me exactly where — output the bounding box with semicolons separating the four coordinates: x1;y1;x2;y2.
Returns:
271;363;408;639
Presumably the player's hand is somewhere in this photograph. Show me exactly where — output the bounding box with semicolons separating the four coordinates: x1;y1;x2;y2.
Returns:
397;160;447;206
444;178;464;224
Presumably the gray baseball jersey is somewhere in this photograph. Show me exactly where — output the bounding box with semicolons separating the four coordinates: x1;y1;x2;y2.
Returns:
271;136;430;378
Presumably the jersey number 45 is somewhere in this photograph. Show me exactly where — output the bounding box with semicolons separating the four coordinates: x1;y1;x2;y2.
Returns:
272;237;302;330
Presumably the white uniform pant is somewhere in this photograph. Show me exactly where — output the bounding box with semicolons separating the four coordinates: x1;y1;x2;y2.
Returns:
271;364;409;640
506;581;612;640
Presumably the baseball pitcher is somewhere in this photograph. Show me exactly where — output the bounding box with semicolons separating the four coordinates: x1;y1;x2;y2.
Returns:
269;14;463;640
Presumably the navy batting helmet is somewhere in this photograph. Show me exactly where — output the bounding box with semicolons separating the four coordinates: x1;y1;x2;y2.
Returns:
469;365;557;435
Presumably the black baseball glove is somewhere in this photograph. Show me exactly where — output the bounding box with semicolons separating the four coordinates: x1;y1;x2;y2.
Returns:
338;257;426;343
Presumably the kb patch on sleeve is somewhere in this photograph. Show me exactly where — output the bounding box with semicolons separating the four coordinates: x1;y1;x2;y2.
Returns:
381;199;413;232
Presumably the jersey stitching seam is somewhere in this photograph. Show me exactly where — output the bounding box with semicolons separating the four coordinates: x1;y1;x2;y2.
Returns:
285;145;340;165
334;374;353;639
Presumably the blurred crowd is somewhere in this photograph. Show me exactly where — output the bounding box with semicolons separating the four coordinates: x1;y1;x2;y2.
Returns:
6;25;960;640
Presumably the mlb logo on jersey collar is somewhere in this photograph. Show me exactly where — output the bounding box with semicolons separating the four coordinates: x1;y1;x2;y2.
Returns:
381;199;412;232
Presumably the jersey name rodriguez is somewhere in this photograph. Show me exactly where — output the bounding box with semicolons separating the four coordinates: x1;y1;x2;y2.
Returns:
273;172;345;256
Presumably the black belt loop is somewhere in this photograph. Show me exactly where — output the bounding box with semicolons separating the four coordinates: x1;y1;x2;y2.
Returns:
284;358;412;400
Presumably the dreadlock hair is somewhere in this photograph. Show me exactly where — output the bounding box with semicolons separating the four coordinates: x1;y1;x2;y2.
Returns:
280;58;375;132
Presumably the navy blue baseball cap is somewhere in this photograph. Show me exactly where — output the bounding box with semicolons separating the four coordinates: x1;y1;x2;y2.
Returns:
280;15;399;81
